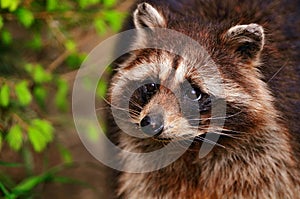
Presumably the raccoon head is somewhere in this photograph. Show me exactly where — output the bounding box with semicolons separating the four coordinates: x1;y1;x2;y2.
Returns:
109;3;273;146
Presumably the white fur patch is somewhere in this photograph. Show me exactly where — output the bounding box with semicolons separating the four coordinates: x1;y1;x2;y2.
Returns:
227;23;265;49
174;61;186;84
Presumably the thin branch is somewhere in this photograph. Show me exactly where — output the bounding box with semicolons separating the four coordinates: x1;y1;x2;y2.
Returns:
60;70;78;81
12;113;29;130
47;50;71;72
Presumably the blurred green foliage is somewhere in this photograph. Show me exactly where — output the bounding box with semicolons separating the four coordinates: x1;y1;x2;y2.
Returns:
0;0;124;197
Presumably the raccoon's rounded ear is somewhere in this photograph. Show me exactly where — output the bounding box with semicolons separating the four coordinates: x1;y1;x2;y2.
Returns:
133;2;166;29
226;24;265;61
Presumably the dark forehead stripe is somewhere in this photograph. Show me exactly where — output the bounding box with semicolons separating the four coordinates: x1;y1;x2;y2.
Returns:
172;54;183;70
122;49;162;71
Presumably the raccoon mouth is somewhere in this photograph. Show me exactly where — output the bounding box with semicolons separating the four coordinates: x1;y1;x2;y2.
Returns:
151;135;172;142
141;124;208;142
151;132;204;142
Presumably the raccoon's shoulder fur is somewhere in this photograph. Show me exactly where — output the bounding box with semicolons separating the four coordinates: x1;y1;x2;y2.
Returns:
107;0;300;198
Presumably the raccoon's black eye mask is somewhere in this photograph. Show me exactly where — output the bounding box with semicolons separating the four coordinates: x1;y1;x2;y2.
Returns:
180;80;211;112
128;78;212;117
129;79;160;114
137;82;160;105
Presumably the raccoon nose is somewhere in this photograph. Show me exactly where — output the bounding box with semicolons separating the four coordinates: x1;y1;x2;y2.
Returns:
140;114;164;136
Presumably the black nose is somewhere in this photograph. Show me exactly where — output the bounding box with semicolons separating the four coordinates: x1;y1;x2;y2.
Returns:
140;114;164;136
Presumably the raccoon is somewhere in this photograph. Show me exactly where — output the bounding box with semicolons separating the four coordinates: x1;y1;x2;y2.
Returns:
107;0;300;198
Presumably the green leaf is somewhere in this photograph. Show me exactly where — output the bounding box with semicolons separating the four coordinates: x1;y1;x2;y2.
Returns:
24;63;33;73
15;8;34;28
66;53;86;69
0;15;3;30
1;29;12;45
65;39;76;52
58;145;73;164
78;0;88;9
55;79;69;111
96;79;107;98
33;86;47;108
87;122;99;141
0;172;16;192
6;124;23;151
28;119;54;152
102;0;116;8
0;161;23;167
99;119;107;134
32;64;52;83
93;18;107;35
27;34;42;50
0;0;10;9
28;126;46;153
11;170;89;197
78;0;99;9
15;80;32;106
0;84;10;107
105;64;113;74
0;181;10;198
104;10;123;32
9;0;20;11
12;174;50;195
31;119;54;143
1;0;20;11
46;0;58;11
51;176;89;187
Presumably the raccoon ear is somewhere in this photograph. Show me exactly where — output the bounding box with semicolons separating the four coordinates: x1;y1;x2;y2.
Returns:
133;2;166;29
226;24;264;61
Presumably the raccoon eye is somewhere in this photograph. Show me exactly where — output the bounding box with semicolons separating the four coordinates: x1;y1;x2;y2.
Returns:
144;83;158;94
141;83;159;102
129;82;159;117
185;86;202;101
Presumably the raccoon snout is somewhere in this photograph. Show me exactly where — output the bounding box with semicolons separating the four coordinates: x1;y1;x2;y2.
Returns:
140;114;164;137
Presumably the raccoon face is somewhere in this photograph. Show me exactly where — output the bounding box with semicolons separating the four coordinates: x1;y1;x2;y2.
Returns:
128;74;212;138
109;3;270;144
